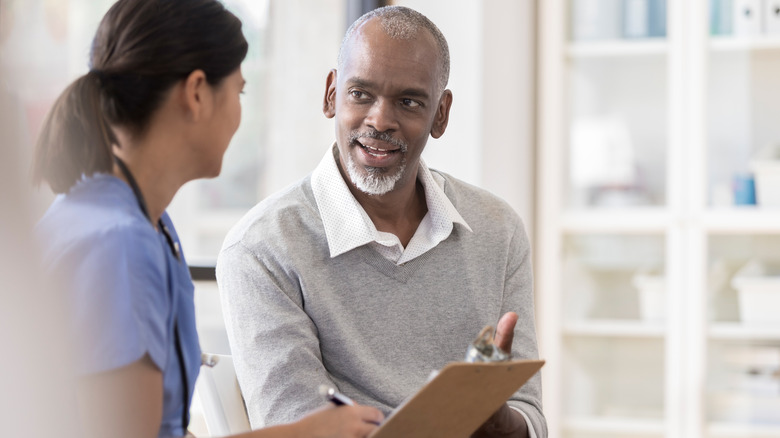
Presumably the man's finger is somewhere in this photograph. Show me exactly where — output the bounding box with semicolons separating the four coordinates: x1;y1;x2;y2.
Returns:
494;311;518;354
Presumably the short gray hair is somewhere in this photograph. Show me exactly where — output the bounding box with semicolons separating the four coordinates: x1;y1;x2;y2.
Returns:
337;6;450;95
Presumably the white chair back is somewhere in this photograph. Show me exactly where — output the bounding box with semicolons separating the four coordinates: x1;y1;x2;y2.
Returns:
194;353;251;437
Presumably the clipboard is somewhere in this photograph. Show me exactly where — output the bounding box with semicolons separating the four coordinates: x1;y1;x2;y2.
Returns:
369;359;544;438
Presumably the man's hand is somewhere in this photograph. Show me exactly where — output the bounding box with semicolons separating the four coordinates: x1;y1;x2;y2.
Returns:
471;312;529;438
471;403;528;438
493;311;518;355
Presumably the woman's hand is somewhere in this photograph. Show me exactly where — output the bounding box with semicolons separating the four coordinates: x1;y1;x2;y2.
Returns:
291;403;384;438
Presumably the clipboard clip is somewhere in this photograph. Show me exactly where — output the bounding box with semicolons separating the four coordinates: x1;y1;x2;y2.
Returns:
464;326;510;363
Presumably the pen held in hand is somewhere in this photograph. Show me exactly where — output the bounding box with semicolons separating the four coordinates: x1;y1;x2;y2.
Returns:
318;384;355;406
318;384;383;426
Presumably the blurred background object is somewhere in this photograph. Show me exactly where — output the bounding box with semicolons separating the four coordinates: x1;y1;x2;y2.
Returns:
0;68;81;438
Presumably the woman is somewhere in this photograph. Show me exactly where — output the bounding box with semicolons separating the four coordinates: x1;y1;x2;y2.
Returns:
32;1;382;437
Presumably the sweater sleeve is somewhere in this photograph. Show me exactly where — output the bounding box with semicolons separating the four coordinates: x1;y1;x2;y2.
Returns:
216;240;336;427
502;217;548;437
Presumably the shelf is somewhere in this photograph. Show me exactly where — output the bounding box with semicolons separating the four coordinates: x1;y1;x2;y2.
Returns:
560;208;671;233
702;209;780;234
710;36;780;52
560;208;780;233
566;39;668;58
563;416;665;435
709;323;780;341
708;421;780;437
564;319;666;338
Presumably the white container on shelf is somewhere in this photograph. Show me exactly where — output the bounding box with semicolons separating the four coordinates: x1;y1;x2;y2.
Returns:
570;0;622;40
731;261;780;326
623;0;649;38
733;0;763;36
751;144;780;208
764;0;780;35
632;273;666;321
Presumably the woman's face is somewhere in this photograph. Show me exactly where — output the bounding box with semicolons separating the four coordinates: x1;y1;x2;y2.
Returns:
200;67;245;178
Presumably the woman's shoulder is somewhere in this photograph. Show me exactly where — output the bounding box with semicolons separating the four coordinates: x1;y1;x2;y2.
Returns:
39;174;152;240
36;174;166;274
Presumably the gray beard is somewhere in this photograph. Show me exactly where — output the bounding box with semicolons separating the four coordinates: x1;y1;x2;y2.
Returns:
345;152;406;196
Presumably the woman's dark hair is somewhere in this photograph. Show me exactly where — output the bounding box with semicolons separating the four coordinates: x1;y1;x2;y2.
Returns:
32;0;249;193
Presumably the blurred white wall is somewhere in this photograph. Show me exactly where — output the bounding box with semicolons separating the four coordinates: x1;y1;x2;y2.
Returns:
262;0;347;195
394;0;537;237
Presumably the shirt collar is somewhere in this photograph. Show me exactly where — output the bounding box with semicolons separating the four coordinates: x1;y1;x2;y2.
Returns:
311;143;471;259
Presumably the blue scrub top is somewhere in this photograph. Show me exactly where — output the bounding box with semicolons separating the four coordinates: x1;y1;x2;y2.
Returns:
36;174;201;438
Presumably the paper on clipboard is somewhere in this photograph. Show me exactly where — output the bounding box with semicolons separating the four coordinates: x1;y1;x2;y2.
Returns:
368;359;544;438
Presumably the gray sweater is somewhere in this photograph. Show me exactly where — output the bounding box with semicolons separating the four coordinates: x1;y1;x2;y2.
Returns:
217;170;546;436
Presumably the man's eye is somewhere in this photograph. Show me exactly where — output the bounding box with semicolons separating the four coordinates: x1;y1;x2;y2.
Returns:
350;90;365;99
402;98;420;108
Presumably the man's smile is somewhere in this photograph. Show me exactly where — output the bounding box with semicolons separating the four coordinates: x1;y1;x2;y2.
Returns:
357;140;401;158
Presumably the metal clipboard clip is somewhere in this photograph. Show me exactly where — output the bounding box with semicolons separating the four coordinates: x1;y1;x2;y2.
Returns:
464;326;510;363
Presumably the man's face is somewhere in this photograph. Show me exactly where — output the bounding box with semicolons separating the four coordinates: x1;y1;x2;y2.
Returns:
323;18;451;196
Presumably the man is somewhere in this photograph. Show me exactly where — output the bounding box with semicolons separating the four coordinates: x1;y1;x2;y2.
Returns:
217;6;546;437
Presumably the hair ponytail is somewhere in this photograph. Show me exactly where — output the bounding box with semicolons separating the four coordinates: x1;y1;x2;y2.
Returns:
32;72;116;193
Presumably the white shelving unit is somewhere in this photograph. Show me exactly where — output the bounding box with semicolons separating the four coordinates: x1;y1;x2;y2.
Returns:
538;2;780;438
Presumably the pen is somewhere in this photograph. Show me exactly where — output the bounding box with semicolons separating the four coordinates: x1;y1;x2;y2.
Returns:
318;384;355;406
319;385;383;426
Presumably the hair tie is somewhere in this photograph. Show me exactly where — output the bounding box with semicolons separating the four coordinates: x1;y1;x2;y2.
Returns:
88;69;107;83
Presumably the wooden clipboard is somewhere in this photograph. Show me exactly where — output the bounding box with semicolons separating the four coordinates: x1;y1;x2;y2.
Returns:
369;359;544;438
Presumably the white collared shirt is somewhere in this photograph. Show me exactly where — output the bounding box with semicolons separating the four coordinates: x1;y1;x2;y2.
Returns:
311;144;472;265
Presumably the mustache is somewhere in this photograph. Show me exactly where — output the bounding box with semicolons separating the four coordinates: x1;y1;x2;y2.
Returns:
348;129;407;151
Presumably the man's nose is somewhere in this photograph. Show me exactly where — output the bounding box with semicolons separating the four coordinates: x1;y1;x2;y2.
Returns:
364;98;399;133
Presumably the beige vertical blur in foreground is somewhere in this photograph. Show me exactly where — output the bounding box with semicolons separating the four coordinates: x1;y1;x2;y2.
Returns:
0;65;82;438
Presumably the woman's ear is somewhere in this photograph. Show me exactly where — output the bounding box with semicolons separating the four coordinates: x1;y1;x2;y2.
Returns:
182;69;210;122
430;89;452;139
323;69;337;119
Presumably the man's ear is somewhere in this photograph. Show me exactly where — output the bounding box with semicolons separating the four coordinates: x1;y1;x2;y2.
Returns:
430;89;452;139
182;69;209;122
323;69;337;119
